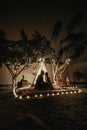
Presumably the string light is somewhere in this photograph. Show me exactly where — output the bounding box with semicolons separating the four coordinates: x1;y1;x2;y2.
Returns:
14;87;82;100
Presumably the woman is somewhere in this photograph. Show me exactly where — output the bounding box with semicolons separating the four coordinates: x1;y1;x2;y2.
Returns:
45;72;53;90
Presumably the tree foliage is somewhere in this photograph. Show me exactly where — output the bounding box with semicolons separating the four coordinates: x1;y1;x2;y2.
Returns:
0;30;54;84
51;21;63;41
51;12;87;65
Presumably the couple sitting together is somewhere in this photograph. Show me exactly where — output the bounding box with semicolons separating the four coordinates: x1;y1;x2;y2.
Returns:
35;70;53;90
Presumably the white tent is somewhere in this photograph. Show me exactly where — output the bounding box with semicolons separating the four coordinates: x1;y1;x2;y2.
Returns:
33;59;48;84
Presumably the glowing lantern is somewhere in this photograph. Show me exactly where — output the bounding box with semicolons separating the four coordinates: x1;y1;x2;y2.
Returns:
52;93;55;96
19;96;22;99
57;92;59;95
35;94;38;97
40;94;43;97
47;93;50;97
27;96;30;99
32;66;37;75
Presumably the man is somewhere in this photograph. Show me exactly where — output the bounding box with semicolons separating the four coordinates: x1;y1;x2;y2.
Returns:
35;70;45;90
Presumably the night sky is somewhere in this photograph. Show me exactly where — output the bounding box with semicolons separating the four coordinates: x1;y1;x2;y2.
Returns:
0;0;87;40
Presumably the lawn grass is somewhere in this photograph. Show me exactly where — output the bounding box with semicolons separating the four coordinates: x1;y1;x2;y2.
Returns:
0;88;87;130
